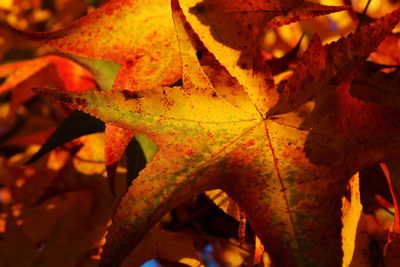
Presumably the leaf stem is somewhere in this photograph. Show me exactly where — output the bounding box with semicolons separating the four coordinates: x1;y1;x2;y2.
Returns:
356;0;372;31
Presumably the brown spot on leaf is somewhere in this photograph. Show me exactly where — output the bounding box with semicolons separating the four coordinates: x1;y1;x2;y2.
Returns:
123;90;143;100
59;94;73;104
125;59;134;68
75;97;88;107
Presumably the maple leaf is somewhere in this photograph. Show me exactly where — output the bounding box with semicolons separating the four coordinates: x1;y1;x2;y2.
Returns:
1;0;349;193
33;0;400;265
1;0;183;189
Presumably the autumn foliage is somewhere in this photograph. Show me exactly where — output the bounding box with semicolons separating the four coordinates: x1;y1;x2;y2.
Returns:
0;0;400;266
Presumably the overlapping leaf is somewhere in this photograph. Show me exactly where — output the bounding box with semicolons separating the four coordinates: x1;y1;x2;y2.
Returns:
2;0;183;182
0;55;95;119
8;0;181;91
268;7;400;115
179;0;348;115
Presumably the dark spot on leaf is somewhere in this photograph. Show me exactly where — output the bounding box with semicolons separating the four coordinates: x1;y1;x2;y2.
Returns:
211;92;217;97
123;90;143;100
60;94;73;104
125;59;134;68
75;97;88;107
196;51;203;60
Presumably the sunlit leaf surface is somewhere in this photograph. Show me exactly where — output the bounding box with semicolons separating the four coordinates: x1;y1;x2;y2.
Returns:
1;0;399;267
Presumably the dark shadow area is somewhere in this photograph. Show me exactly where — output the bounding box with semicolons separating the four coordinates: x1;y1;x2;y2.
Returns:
188;0;276;72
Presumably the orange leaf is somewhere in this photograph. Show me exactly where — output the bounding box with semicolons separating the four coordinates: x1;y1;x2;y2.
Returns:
0;55;95;119
7;0;182;91
254;235;265;265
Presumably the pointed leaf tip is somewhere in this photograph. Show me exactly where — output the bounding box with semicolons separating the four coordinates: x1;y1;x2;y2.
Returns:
32;87;91;110
5;0;181;91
